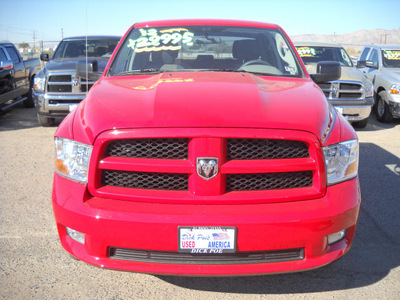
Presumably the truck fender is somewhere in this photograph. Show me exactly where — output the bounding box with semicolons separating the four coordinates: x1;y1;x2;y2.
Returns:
28;67;37;82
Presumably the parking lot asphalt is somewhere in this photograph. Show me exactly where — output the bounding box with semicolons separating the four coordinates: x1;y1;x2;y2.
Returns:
1;105;399;299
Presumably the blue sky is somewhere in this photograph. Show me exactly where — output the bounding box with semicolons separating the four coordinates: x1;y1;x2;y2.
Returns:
1;0;399;44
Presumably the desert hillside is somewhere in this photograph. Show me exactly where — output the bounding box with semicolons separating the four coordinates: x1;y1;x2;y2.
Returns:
291;28;400;55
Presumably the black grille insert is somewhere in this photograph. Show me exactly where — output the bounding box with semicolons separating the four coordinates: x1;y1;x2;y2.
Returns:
48;75;71;82
338;93;362;99
102;170;188;191
48;99;81;104
80;84;94;92
47;85;72;93
226;171;313;191
340;83;361;90
105;138;189;159
109;247;304;265
318;83;331;89
227;139;309;160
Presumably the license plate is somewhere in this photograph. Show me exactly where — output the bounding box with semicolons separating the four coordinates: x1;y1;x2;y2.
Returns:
335;106;344;114
69;104;78;112
178;226;236;253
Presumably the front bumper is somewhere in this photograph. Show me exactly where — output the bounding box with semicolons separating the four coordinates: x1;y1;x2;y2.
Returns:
33;91;85;117
331;96;374;122
53;174;361;276
389;101;400;118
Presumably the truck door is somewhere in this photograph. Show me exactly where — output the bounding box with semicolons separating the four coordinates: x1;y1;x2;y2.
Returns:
358;47;372;77
5;45;27;91
0;47;11;95
364;48;379;85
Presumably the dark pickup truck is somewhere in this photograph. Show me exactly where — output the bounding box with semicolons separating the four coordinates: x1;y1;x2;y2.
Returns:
0;42;41;111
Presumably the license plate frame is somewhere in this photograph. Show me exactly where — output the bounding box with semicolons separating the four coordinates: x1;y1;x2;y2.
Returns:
178;226;237;254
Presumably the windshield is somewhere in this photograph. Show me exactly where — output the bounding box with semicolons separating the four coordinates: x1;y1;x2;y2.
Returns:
53;38;120;60
109;25;302;77
382;50;400;68
296;46;353;67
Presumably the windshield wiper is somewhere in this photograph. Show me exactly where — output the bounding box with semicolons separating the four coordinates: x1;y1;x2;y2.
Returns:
208;68;274;76
208;68;241;72
115;68;161;76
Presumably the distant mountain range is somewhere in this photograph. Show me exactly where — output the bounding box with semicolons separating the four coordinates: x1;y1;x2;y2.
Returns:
291;28;400;54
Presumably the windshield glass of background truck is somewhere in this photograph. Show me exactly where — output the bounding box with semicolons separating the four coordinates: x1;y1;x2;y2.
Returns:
382;50;400;68
109;26;301;77
296;46;353;67
53;39;119;60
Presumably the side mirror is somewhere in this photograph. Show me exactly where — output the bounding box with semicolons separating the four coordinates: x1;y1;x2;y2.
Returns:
365;60;378;69
357;60;378;69
0;60;14;70
40;53;50;62
76;59;101;81
356;60;366;68
310;61;341;83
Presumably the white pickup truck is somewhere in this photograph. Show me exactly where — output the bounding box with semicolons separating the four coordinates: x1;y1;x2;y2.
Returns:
357;45;400;122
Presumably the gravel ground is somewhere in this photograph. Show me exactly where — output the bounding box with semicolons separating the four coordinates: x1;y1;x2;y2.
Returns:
1;105;399;299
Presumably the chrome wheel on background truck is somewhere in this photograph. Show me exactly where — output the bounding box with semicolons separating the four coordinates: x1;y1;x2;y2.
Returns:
376;91;393;123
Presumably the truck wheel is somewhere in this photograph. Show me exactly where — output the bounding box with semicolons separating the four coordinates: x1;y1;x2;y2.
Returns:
352;116;369;128
23;76;35;108
37;113;55;127
376;91;393;123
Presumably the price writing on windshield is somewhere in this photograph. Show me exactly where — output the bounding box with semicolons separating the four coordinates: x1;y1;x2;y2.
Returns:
383;50;400;60
127;28;194;52
297;47;317;57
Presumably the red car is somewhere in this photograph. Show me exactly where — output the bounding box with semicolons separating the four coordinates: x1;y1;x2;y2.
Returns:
52;19;361;275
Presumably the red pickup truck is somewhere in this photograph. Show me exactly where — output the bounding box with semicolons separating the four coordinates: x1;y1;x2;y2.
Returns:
52;19;361;276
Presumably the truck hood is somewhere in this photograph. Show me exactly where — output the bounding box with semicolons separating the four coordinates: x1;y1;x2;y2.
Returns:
382;67;400;82
44;57;109;73
45;59;77;72
76;72;331;142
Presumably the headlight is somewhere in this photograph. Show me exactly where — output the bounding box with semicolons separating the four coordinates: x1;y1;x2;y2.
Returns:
323;139;359;186
34;71;46;92
389;84;400;95
365;84;374;98
54;137;92;184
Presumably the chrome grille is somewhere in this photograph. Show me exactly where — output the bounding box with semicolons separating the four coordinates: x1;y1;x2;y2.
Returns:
317;81;363;100
226;171;313;191
47;74;72;93
227;139;309;160
46;73;96;94
109;247;304;264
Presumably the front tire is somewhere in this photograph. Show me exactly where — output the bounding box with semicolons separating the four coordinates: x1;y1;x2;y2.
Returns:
352;116;369;128
37;113;55;127
23;76;35;108
376;91;393;123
